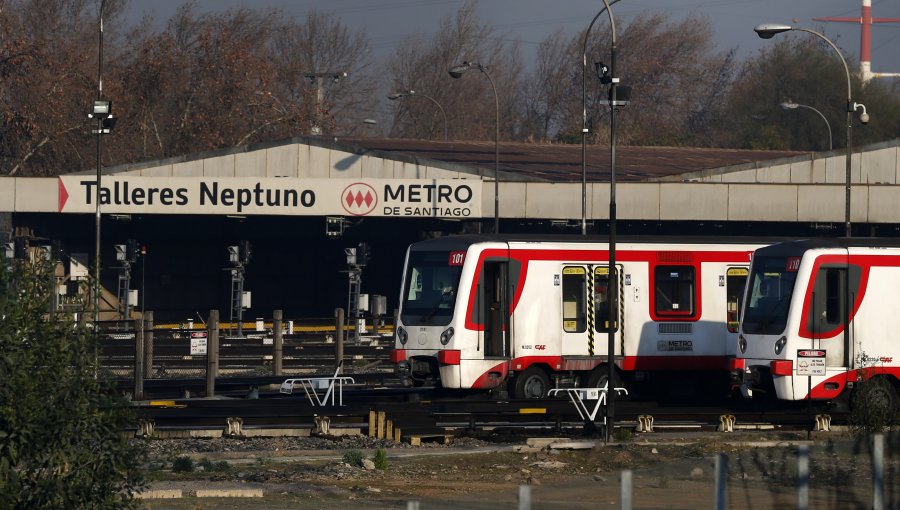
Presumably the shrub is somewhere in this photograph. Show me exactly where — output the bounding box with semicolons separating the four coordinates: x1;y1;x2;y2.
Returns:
613;427;634;442
849;376;899;436
172;456;194;473
373;448;388;470
0;256;146;508
342;449;365;467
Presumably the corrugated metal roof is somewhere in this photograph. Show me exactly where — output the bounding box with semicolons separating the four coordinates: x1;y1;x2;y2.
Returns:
340;138;807;182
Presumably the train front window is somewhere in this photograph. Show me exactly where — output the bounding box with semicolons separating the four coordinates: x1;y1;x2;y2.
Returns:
742;256;799;335
401;251;464;326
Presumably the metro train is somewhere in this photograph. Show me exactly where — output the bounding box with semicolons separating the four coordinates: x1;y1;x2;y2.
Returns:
733;239;900;407
389;235;765;398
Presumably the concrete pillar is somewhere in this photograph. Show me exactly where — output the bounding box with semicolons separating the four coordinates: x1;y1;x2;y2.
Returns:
207;310;219;397
273;309;283;376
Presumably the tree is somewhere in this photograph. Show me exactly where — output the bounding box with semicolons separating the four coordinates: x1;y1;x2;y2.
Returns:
714;35;900;151
521;13;737;146
0;254;145;509
385;0;523;141
0;0;121;176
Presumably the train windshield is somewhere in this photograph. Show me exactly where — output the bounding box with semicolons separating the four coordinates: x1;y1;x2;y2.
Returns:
741;255;800;335
401;250;464;326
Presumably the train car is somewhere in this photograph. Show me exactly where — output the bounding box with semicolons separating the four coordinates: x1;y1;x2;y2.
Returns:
733;239;900;406
389;235;764;398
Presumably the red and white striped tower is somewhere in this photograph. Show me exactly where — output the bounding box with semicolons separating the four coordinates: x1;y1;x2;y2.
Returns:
814;0;900;82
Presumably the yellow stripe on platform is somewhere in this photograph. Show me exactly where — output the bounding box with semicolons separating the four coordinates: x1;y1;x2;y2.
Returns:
148;400;185;408
519;408;547;414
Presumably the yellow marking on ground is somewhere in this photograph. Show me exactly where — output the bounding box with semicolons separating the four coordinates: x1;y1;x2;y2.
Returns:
519;408;547;414
148;400;186;408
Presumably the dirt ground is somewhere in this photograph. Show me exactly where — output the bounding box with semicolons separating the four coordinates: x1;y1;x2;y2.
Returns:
139;430;900;510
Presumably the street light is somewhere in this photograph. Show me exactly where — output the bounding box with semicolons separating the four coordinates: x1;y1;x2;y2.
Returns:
87;0;115;326
581;0;623;236
448;61;500;234
754;23;870;237
780;100;833;151
387;90;449;140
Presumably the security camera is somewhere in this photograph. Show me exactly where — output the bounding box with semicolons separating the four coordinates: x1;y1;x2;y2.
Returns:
860;112;870;124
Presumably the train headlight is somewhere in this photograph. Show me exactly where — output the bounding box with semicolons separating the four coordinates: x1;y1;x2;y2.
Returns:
440;327;454;345
738;334;747;354
397;326;408;345
774;335;787;355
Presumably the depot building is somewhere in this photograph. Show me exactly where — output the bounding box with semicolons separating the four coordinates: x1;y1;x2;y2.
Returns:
3;135;900;322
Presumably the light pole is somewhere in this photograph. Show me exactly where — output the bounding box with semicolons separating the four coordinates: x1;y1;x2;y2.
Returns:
598;0;620;445
387;90;449;140
754;24;870;237
780;100;833;151
581;0;623;236
449;62;500;234
87;0;115;325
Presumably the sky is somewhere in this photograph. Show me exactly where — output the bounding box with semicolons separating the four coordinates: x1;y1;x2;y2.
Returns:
125;0;900;75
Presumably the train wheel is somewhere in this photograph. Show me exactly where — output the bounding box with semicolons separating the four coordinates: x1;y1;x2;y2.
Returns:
512;367;550;399
583;366;624;394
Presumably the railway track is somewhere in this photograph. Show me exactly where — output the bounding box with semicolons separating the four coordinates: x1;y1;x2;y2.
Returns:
133;388;848;443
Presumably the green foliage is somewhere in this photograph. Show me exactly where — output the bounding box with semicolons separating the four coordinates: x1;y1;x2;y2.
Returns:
171;456;194;473
373;447;388;470
342;449;364;467
613;427;634;442
849;375;899;436
199;458;231;472
0;257;146;509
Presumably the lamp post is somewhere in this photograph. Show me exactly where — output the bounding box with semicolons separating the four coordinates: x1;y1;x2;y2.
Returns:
449;62;500;234
581;0;623;236
780;100;833;151
387;90;449;140
598;0;620;445
87;0;113;326
754;24;870;237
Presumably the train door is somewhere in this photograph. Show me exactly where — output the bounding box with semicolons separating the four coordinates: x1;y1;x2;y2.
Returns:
806;251;860;368
724;267;749;356
480;260;510;358
560;264;622;357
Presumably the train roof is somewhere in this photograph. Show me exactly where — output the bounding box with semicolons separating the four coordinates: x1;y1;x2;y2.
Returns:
757;237;900;255
408;234;785;251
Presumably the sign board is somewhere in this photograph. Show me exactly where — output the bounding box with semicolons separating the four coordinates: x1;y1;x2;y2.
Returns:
796;349;826;376
57;176;481;218
190;331;208;355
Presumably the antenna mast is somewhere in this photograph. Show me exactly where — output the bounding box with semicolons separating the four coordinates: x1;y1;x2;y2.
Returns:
814;0;900;82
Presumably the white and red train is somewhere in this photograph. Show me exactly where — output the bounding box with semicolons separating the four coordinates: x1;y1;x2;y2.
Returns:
390;235;764;398
734;239;900;406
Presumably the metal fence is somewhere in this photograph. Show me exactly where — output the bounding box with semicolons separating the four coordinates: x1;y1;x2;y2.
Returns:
402;433;899;510
97;309;394;399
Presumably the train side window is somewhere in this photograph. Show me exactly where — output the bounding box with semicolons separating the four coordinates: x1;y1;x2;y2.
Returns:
824;268;844;324
562;267;586;333
726;268;748;333
594;266;612;332
655;265;695;317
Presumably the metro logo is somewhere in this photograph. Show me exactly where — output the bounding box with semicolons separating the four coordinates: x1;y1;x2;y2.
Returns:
341;183;378;216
